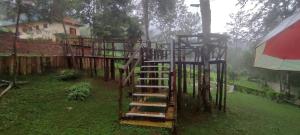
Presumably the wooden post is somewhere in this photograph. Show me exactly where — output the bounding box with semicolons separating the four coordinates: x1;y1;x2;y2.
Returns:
219;63;224;111
89;57;93;77
111;59;115;80
177;38;182;110
216;63;220;107
94;57;97;77
223;61;227;112
112;42;115;57
126;64;129;86
198;64;202;109
193;64;196;98
118;69;124;120
104;59;109;81
183;59;187;94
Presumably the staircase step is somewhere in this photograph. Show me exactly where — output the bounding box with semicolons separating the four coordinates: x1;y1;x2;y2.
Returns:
120;119;173;128
141;65;169;68
126;112;166;118
140;71;169;74
133;93;168;98
138;78;168;80
130;102;167;107
144;60;170;63
136;85;168;89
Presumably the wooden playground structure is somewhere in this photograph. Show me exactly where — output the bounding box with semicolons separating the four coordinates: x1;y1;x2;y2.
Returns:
0;33;228;130
116;33;229;129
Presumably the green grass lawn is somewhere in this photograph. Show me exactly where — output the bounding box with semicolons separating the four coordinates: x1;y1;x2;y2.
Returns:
0;74;168;135
179;92;300;135
1;74;300;135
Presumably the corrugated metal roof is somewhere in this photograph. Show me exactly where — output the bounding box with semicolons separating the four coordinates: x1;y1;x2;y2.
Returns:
256;10;300;48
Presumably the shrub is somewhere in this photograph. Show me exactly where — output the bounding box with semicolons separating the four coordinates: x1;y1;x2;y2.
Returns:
57;69;80;81
267;91;279;101
67;82;91;101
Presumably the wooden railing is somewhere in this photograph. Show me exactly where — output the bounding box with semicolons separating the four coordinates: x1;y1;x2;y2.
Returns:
118;42;145;119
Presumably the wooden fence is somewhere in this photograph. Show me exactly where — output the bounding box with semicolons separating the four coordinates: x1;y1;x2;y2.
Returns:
0;56;105;75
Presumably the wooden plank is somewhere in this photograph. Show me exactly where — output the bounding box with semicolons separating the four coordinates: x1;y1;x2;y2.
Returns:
135;85;168;89
144;60;170;63
120;120;173;128
133;93;168;98
125;112;165;118
129;102;167;107
37;57;42;74
138;78;168;80
140;71;169;74
141;65;169;68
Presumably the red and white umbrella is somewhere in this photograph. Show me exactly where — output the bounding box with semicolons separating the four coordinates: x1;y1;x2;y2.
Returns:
254;11;300;71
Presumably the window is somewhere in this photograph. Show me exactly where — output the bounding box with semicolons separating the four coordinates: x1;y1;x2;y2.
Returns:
43;23;48;28
35;25;40;30
69;27;76;35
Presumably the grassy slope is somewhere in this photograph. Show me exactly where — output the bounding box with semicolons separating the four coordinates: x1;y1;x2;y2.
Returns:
1;74;300;135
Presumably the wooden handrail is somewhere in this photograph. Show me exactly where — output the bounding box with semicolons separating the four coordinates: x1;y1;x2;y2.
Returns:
120;46;142;70
122;57;141;86
118;43;144;120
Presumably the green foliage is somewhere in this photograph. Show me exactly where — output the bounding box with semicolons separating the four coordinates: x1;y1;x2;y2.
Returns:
0;28;12;34
229;0;300;41
66;82;91;101
93;10;142;39
153;0;201;41
57;69;80;81
235;83;296;104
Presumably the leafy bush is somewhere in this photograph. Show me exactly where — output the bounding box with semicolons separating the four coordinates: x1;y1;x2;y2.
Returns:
67;82;91;101
267;91;279;101
57;69;80;81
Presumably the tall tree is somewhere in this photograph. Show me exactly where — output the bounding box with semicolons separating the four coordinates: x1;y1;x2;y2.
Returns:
153;0;201;42
0;0;35;86
143;0;150;42
200;0;212;112
229;0;300;42
141;0;177;43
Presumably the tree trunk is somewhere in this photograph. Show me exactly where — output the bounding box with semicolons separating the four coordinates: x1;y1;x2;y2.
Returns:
143;0;150;43
200;0;212;112
12;0;22;86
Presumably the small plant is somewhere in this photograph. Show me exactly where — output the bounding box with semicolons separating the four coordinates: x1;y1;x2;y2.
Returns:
67;82;91;101
267;91;279;101
57;69;80;81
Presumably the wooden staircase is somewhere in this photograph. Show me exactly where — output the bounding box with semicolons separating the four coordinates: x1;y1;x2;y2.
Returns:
119;42;176;129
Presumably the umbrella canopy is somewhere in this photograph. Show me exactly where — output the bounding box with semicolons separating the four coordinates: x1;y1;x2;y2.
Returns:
254;11;300;71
